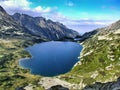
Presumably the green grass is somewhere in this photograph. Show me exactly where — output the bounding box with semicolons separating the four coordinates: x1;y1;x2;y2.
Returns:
0;39;44;90
59;33;120;86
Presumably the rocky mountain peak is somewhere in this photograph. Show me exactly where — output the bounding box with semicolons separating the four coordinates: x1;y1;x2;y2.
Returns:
0;5;7;14
12;13;21;17
107;20;120;30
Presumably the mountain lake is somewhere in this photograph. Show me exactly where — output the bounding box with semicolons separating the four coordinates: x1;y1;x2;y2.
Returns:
19;41;82;76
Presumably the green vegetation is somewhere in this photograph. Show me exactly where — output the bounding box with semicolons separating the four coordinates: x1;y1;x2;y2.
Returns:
0;39;44;90
60;32;120;87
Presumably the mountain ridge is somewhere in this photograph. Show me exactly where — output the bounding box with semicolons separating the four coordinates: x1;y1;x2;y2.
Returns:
0;5;79;41
11;13;79;40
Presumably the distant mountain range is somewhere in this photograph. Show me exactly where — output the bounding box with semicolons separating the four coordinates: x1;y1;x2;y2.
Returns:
0;6;79;41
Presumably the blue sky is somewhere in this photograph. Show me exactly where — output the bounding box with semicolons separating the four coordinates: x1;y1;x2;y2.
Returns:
0;0;120;33
30;0;120;20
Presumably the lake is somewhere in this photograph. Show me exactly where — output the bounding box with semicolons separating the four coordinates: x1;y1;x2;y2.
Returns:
19;41;82;76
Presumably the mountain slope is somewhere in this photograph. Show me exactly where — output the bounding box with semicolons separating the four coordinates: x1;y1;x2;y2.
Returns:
0;6;43;44
0;6;25;38
60;20;120;89
12;13;79;40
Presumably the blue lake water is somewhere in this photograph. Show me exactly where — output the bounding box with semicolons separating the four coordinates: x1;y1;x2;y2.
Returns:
19;41;82;76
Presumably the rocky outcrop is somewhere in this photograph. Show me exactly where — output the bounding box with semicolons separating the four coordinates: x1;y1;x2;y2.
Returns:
39;77;81;90
47;85;69;90
83;77;120;90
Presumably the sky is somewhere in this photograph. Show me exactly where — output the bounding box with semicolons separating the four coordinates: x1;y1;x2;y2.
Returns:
0;0;120;34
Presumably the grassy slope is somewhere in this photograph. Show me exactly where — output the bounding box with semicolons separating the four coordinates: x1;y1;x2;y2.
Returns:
59;31;120;88
0;39;44;90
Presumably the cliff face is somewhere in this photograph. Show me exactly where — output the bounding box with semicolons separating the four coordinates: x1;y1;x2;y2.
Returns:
12;13;79;40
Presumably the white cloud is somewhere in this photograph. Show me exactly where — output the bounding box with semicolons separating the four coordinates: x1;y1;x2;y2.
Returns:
43;7;51;13
0;0;54;15
35;6;43;12
0;0;31;8
34;6;52;13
